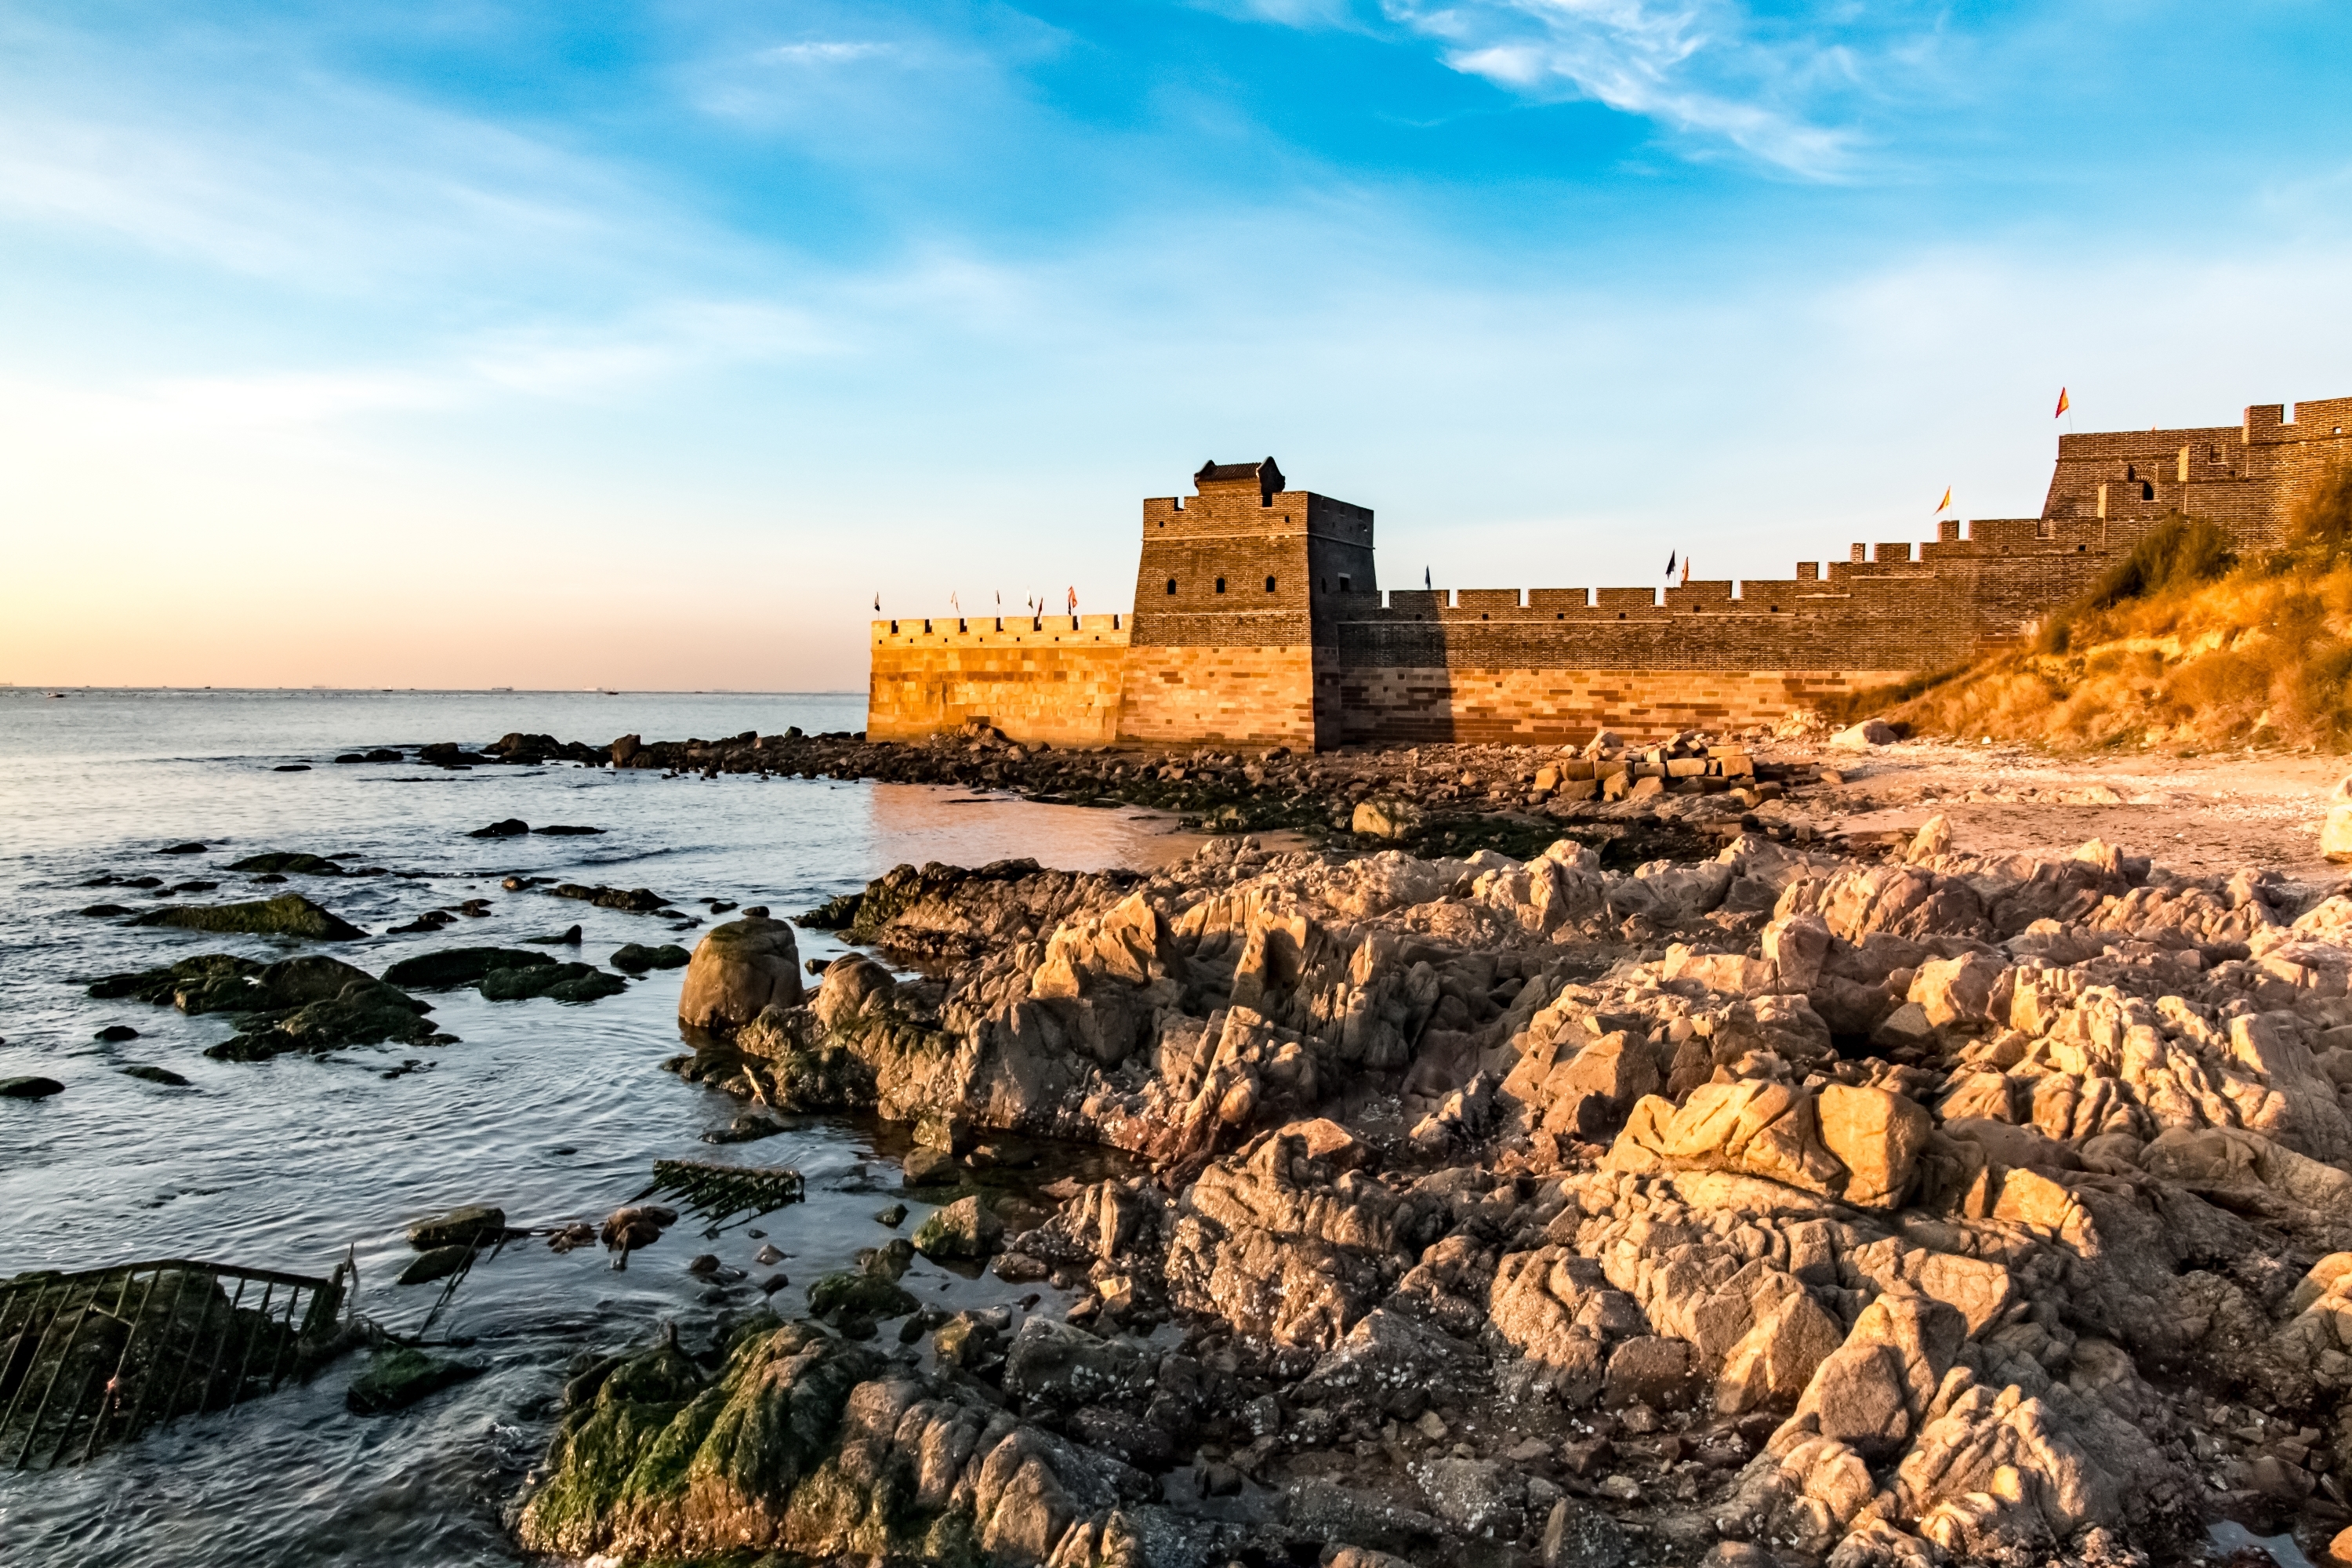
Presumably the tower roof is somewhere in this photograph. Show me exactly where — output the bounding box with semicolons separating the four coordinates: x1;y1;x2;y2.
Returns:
1195;457;1284;494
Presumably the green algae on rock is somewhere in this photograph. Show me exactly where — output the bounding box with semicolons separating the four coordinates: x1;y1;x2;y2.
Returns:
911;1195;1004;1262
515;1315;1158;1566
804;1269;919;1325
346;1347;485;1414
132;893;365;941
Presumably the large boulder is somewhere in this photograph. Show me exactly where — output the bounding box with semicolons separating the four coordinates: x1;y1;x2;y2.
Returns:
811;953;896;1029
677;916;804;1031
1907;952;2009;1029
911;1195;1005;1261
1814;1084;1932;1209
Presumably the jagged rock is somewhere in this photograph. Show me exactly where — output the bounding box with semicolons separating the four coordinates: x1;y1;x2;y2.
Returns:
1352;800;1422;840
1298;1307;1484;1408
1001;1318;1156;1407
1610;1079;1926;1210
1788;1294;1965;1461
1814;1084;1932;1209
1602;1335;1693;1409
1907;951;2008;1028
1606;860;1733;925
2141;1123;2352;1215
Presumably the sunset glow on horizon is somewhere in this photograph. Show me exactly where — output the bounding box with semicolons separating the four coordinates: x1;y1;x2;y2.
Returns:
8;1;2352;689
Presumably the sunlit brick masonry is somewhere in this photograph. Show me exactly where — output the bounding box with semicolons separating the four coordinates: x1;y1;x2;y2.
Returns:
869;394;2352;748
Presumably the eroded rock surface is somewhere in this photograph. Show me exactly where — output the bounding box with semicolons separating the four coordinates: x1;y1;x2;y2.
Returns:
539;814;2352;1566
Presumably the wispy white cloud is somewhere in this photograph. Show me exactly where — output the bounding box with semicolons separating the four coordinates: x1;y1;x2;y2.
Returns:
1218;0;1883;178
758;41;893;66
1404;0;1868;176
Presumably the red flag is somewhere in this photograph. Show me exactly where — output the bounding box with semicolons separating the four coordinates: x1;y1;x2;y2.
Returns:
2054;387;2071;418
1066;586;1077;614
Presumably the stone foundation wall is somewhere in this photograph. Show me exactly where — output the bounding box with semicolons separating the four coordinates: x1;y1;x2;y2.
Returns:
1115;644;1321;748
1334;667;1907;746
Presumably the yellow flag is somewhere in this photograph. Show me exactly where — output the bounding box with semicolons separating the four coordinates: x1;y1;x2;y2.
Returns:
1936;487;1953;513
2054;387;2071;418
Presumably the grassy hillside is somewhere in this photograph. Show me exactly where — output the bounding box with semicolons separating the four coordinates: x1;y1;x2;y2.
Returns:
1841;460;2352;752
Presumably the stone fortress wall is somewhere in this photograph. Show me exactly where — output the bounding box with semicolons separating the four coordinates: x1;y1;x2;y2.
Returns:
866;395;2351;748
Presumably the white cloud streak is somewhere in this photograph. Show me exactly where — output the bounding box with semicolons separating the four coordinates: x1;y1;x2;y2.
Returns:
1406;0;1866;176
758;41;893;65
1218;0;1880;177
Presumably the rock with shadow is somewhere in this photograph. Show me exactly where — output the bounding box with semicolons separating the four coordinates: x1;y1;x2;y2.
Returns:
132;892;364;941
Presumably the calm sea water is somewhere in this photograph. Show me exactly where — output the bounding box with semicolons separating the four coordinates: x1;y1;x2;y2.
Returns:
0;689;1189;1567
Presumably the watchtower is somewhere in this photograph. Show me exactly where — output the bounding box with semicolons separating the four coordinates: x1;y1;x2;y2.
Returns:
1120;457;1378;746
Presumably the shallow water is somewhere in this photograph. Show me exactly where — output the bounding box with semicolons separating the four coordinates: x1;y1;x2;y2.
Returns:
0;689;1189;1566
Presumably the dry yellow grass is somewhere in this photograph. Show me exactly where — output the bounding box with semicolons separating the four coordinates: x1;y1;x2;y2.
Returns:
1865;568;2352;752
1844;465;2352;753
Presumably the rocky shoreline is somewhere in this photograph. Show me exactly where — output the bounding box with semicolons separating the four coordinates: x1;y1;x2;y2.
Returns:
504;795;2352;1568
352;722;1859;867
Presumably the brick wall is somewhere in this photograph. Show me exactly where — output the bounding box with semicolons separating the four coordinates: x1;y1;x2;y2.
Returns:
1336;667;1906;745
1114;644;1322;747
866;615;1131;746
2042;394;2352;548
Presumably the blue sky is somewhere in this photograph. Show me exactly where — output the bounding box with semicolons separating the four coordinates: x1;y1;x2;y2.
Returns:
5;0;2352;688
